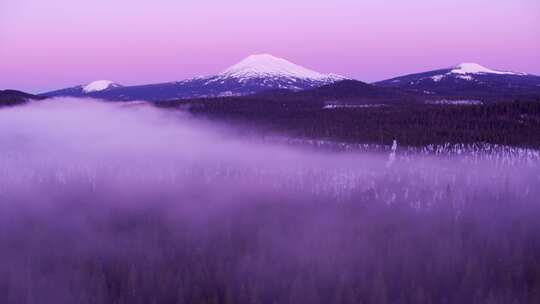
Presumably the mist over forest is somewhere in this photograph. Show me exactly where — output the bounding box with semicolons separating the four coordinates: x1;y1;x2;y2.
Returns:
0;98;539;304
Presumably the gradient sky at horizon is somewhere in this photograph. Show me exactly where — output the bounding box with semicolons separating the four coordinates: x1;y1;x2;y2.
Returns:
1;0;539;93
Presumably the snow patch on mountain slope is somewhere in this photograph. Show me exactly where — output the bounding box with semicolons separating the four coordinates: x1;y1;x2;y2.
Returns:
431;75;445;82
220;54;345;81
450;63;523;75
425;64;526;83
457;75;474;81
425;99;483;105
83;80;120;93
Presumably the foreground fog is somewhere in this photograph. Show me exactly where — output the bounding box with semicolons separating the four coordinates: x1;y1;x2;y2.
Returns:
1;98;539;304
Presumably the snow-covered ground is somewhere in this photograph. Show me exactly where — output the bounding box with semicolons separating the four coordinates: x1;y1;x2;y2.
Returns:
262;136;540;166
323;104;387;109
425;99;483;105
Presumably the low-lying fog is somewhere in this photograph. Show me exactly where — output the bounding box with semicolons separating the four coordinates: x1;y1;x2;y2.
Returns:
1;98;539;304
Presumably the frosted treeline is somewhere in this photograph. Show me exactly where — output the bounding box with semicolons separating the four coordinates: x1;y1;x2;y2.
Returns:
1;99;539;304
0;99;538;213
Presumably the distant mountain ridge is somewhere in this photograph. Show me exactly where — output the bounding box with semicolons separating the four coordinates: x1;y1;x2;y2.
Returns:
251;80;408;105
38;59;540;103
375;63;540;99
42;80;123;97
41;54;346;101
0;90;45;107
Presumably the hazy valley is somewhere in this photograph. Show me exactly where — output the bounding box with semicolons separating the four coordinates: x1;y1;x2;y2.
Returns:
1;51;540;304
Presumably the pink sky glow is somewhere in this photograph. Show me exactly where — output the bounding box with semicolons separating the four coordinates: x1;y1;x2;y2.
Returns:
1;0;539;92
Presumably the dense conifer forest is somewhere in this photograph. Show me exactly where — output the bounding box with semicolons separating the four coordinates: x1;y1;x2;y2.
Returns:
0;96;539;304
158;97;540;148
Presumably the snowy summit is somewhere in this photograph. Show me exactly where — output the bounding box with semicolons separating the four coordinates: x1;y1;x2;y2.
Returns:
82;80;121;93
220;54;345;81
43;55;347;100
450;63;523;75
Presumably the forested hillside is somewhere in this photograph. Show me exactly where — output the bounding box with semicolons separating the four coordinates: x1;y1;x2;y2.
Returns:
158;98;540;148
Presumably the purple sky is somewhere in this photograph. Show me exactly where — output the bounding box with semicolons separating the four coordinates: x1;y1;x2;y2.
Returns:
1;0;539;93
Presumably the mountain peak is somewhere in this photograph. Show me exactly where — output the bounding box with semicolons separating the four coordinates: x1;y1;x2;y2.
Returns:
450;63;522;75
82;80;121;93
220;54;345;81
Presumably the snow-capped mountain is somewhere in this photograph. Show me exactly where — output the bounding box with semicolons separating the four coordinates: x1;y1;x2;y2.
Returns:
218;54;343;83
43;80;123;98
82;80;122;93
448;63;525;76
41;54;346;101
375;63;540;98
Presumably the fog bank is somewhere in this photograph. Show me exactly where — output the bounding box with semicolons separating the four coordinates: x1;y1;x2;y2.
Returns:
0;98;539;304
